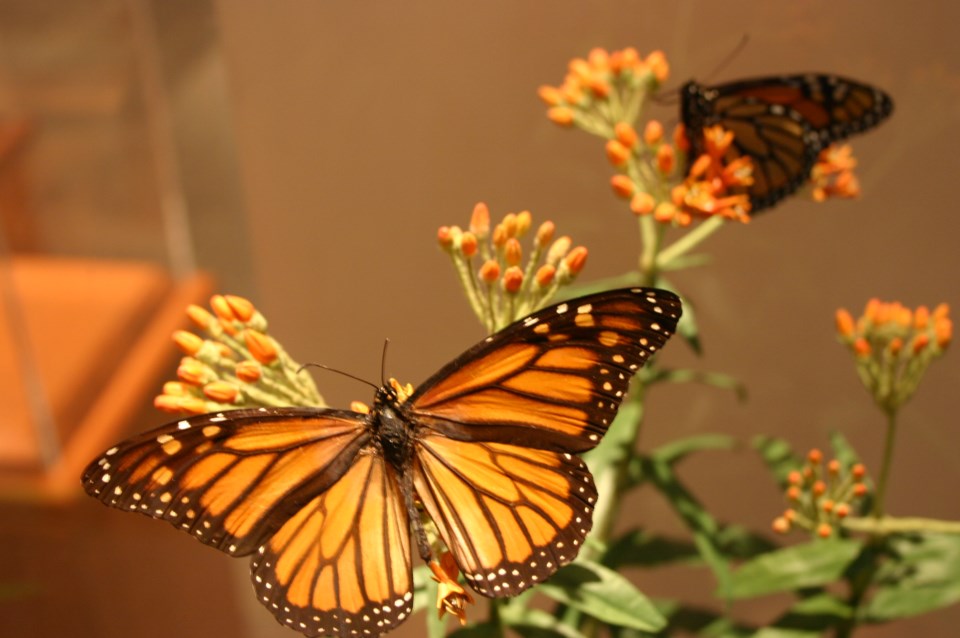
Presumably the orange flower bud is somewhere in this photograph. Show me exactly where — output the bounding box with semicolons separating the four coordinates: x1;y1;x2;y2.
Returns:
656;144;675;174
852;463;866;480
933;302;950;320
787;486;801;501
605;139;631;166
437;225;455;249
865;298;882;323
177;357;209;386
620;47;640;70
492;223;508;247
827;459;841;475
817;523;833;539
587;47;609;69
460;232;478;258
501;212;518;238
936;317;953;349
784;508;797;522
225;295;255;322
914;305;930;330
587;76;611;99
568;58;591;82
515;211;532;236
813;480;826;496
156;394;206;415
203;380;239;403
854;483;868;498
835;503;851;518
853;337;871;357
564;246;588;275
547;106;575;126
210;294;235;321
469;202;490;239
546;236;572;266
835;309;855;338
787;470;803;486
504;238;522;266
502;266;523;293
163;381;188;396
614;122;638;148
675;211;693;227
154;394;186;414
244;329;278;364
644;120;664;145
537;85;563;106
645;50;669;83
610;174;635;198
173;330;204;355
535;264;556;287
807;449;823;464
653;202;676;223
186;304;215;329
478;259;500;284
822;499;835;514
235;360;262;383
630;192;655;215
912;333;930;354
772;517;790;534
889;336;903;356
535;221;555;247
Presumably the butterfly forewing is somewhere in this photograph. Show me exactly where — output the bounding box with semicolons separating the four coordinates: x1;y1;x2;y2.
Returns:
408;288;681;452
682;73;893;211
414;437;596;597
82;408;369;555
251;451;413;637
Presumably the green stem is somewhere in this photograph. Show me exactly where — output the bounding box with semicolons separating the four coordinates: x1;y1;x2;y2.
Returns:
655;215;726;269
843;515;960;535
872;409;898;518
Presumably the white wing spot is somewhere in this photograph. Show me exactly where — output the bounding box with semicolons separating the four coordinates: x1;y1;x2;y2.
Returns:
101;474;111;483
556;303;569;314
157;434;173;444
577;303;592;314
105;446;119;456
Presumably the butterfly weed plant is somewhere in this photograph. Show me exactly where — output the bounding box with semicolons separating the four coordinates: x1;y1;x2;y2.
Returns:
81;44;959;638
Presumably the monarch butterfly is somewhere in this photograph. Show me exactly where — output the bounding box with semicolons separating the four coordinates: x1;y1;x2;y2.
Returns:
681;73;894;212
82;287;681;637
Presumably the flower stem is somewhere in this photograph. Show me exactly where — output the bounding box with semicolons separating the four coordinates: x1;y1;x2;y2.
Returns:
656;215;726;269
872;409;898;518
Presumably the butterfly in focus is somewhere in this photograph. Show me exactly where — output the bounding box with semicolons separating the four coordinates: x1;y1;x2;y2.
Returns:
82;287;681;637
681;73;894;212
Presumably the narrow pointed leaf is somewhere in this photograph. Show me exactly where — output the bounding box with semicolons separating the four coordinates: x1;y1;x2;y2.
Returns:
727;539;862;599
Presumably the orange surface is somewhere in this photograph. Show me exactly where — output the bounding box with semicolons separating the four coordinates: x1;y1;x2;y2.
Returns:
0;256;212;499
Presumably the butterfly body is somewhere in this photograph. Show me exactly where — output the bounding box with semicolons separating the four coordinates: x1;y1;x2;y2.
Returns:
681;73;893;211
82;287;681;637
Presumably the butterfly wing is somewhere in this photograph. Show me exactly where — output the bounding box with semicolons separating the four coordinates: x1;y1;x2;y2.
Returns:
81;407;370;555
251;450;413;637
414;437;595;596
404;287;679;597
682;74;893;211
407;287;681;452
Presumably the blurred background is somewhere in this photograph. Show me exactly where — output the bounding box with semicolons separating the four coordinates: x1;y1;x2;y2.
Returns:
1;1;957;636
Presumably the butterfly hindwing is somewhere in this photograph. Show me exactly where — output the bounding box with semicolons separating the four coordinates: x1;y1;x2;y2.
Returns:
682;73;893;211
81;407;370;555
408;287;681;452
414;436;596;597
251;451;413;637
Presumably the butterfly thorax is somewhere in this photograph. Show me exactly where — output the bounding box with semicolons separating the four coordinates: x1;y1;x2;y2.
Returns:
372;388;415;471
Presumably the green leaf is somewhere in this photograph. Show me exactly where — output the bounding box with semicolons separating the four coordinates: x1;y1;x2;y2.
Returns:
583;400;644;472
727;539;863;599
651;434;737;465
714;524;779;561
642;457;732;599
656;278;702;355
649;368;748;400
864;533;960;621
752;593;851;638
536;559;665;632
752;435;802;488
604;529;700;569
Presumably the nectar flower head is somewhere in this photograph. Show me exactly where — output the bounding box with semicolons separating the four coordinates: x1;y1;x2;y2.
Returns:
430;553;475;626
440;204;588;333
773;448;869;538
838;299;951;413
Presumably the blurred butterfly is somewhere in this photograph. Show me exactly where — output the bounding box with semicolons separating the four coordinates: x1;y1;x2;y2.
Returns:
83;287;681;637
681;73;894;212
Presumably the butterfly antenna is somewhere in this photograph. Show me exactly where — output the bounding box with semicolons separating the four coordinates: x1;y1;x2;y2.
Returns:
380;339;390;388
297;362;379;391
702;33;750;83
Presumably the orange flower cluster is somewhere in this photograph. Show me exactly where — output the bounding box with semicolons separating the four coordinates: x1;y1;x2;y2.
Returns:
155;294;324;414
772;449;869;539
836;299;951;414
810;144;861;202
668;125;753;225
439;203;587;333
429;552;475;626
538;47;669;129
